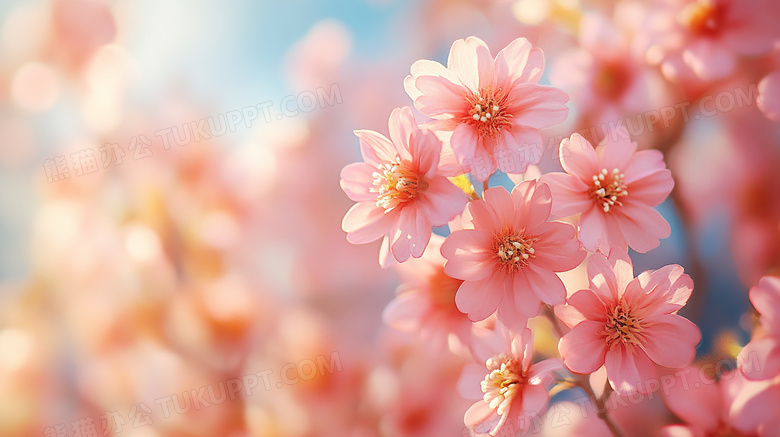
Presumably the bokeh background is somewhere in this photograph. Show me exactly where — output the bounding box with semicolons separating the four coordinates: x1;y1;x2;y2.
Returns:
0;0;778;436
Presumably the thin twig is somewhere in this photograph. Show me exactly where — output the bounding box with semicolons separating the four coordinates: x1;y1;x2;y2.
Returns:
572;377;626;437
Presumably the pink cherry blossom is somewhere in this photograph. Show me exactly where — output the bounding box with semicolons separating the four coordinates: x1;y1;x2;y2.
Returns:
639;0;779;82
739;276;780;381
540;126;674;254
458;325;560;436
382;234;473;348
550;12;674;142
341;106;467;265
758;71;780;121
441;180;584;329
556;249;701;394
404;36;569;181
661;367;780;437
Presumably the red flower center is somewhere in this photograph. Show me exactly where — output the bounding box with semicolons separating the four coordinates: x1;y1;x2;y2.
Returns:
464;88;512;139
678;0;723;36
372;157;426;212
589;168;628;213
493;229;537;273
602;300;643;347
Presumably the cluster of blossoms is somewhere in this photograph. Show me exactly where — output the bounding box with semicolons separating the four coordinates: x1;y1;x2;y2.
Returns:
341;36;714;436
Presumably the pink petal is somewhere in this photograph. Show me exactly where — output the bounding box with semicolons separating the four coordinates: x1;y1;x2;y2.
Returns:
409;129;442;177
531;221;584;272
448;37;494;92
467;198;502;232
660;425;700;437
340;162;377;202
382;292;427;331
388;106;418;157
501;128;544;174
528;358;563;386
494;38;544;87
738;337;780;381
515;384;550;427
354;129;397;166
728;371;780;433
539;172;592;218
640;314;701;368
750;276;780;334
566;289;607;321
682;39;736;81
414;75;469;117
511;273;543;318
455;274;504;321
342;202;393;243
512;179;552;231
586;251;621;302
597;126;637;172
507;84;569;129
559;320;607;374
464;400;497;428
497;287;529;331
420;177;467;226
554;300;587;328
662;367;721;432
405;59;460;102
483;187;514;228
626;168;674;207
458;363;490;400
604;346;657;394
758;71;780;121
623;149;669;184
442;229;495;281
615;202;671;253
524;265;566;305
577;209;609;253
560;134;598;180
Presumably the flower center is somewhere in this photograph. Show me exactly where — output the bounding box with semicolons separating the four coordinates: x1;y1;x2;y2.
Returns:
678;0;721;35
372;157;424;213
481;353;526;415
602;300;643;348
590;168;628;213
430;268;465;315
465;88;511;139
493;230;537;273
594;63;631;100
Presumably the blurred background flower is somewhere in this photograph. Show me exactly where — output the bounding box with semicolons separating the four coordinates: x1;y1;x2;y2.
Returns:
0;0;778;436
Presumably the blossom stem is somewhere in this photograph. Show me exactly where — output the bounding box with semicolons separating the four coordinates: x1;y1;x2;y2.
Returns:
572;377;626;437
543;305;565;338
482;180;490;195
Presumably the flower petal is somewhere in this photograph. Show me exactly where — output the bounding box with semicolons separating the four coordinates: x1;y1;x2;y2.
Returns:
641;314;701;369
560;134;599;180
342;202;393;244
559;320;607;374
455;274;504;321
442;229;495;281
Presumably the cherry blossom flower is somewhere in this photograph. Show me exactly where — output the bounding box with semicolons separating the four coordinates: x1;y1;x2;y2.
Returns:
739;276;780;381
540;126;674;253
404;36;569;181
441;180;584;329
550;11;674;141
341;106;467;265
458;325;560;436
639;0;779;82
556;249;701;394
662;367;780;437
382;235;473;348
